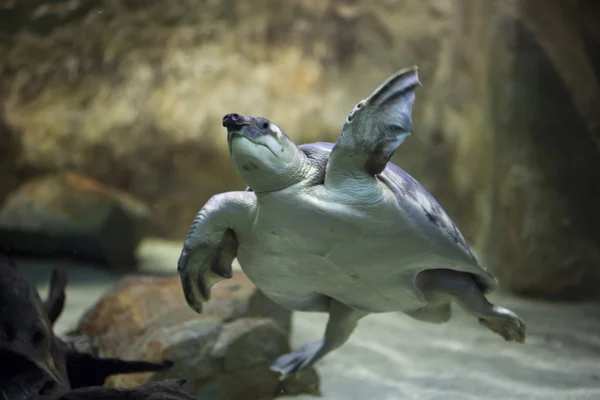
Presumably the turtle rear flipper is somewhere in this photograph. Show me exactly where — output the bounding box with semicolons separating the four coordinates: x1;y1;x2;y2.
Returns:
415;269;526;343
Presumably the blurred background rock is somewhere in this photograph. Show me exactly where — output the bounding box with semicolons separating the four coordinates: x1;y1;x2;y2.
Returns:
1;0;600;298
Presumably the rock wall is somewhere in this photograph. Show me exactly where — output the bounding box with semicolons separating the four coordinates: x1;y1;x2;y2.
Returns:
487;0;600;299
425;0;600;299
0;0;454;238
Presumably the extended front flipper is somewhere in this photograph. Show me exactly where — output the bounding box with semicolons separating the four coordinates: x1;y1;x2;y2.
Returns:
177;191;255;314
325;66;421;188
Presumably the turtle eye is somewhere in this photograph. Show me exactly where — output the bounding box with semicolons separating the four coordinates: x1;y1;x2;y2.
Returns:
262;122;269;129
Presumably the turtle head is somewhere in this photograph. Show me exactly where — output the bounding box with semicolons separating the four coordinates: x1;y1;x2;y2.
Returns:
223;113;311;192
336;66;421;175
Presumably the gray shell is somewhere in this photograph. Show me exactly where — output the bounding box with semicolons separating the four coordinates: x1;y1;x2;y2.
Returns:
245;141;498;293
299;142;499;294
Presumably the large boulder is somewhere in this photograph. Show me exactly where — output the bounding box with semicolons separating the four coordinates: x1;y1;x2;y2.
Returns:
71;272;319;399
0;172;150;268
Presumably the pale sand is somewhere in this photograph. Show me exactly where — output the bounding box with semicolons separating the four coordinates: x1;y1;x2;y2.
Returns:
18;239;600;400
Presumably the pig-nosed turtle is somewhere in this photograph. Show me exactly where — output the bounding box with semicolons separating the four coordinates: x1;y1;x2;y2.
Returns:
177;66;526;378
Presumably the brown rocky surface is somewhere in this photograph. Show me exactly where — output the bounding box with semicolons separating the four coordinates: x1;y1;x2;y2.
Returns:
0;0;453;239
71;271;319;399
0;172;150;268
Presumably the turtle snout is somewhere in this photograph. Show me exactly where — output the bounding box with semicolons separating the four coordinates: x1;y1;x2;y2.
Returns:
223;113;246;128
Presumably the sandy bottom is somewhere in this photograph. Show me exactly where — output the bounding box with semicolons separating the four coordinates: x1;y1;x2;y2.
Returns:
17;239;600;400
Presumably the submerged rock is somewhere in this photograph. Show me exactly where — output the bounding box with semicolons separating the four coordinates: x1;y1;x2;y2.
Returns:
0;172;150;268
72;272;319;399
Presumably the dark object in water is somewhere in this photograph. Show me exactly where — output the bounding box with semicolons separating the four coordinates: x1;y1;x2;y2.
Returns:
0;254;69;399
65;352;174;389
0;254;194;400
29;379;194;400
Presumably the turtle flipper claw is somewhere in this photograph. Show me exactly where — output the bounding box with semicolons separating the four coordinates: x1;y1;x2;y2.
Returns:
270;340;323;379
478;306;526;343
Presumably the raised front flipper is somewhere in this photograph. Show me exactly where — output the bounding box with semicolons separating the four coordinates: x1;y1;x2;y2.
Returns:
325;66;421;188
177;191;255;314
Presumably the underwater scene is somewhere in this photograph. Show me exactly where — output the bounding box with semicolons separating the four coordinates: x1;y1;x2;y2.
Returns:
1;1;600;399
